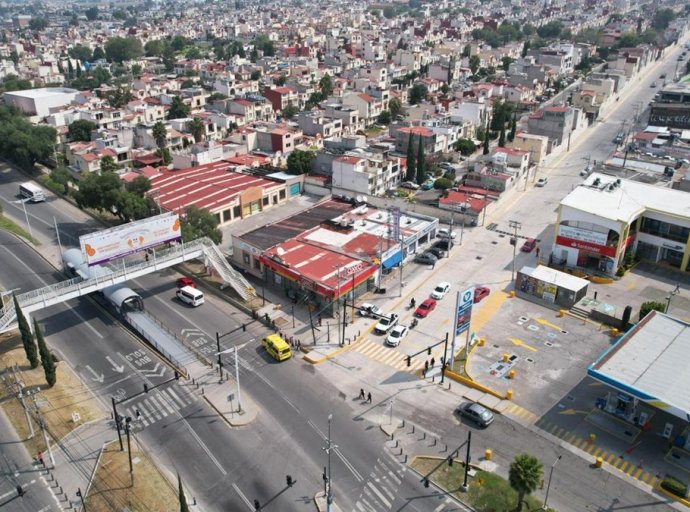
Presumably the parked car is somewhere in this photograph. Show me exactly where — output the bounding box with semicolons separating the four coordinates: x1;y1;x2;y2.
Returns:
434;240;451;251
431;282;451;300
474;286;490;303
536;177;548;187
520;238;537;252
457;402;494;427
400;181;420;190
386;325;409;347
176;277;196;288
614;134;623;143
359;303;384;318
415;252;438;265
651;81;657;87
427;247;447;259
660;73;667;79
375;313;399;334
437;228;457;239
421;179;435;190
415;298;437;318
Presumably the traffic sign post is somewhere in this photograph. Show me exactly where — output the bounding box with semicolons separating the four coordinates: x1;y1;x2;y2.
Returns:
449;287;475;372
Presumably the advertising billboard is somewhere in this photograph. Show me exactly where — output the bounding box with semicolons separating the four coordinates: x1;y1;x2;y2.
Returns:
456;287;475;336
80;213;182;266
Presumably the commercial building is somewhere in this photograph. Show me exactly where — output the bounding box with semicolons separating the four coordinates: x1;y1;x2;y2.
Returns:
4;87;79;117
552;173;690;274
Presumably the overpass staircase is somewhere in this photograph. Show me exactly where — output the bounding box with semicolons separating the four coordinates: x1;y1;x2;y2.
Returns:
0;237;254;333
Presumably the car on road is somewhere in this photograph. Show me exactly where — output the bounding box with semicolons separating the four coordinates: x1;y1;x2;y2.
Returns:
386;325;409;347
614;134;623;143
431;282;451;300
359;303;384;318
427;247;446;259
375;313;399;334
651;81;657;87
415;252;438;265
520;237;537;252
580;166;592;177
660;73;667;79
437;228;457;240
536;177;548;187
415;298;437;318
457;402;494;427
474;286;490;303
400;181;420;190
176;277;196;288
434;240;451;251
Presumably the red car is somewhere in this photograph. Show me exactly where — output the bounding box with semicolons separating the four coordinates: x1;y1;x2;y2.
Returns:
176;277;196;289
474;286;490;303
415;298;437;318
520;238;537;252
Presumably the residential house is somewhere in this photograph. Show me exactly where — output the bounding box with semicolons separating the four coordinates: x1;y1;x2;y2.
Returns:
526;106;576;146
342;92;383;126
512;132;548;166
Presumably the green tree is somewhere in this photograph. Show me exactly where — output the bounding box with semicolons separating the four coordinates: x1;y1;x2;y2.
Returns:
275;75;287;86
112;9;127;20
0;107;56;170
74;169;122;213
252;35;275;57
33;318;56;387
483;126;490;155
156;147;172;165
416;136;426;185
521;40;531;58
405;133;416;181
508;113;517;142
106;87;134;108
536;21;563;39
498;126;506;147
433;177;453;190
67;59;74;78
409;83;428;105
85;6;99;20
509;454;543;512
281;104;299;120
181;206;222;244
319;74;333;97
388;97;403;119
68;119;96;142
69;45;93;62
639;301;666;320
377;110;391;125
92;46;105;61
167;96;191;119
286;149;314;175
144;39;167;57
14;295;39;369
652;8;675;31
178;473;190;512
125;175;152;197
469;55;481;75
462;44;471;58
501;56;514;72
383;6;396;18
1;75;33;92
29;17;48;31
188;117;205;143
171;36;188;52
50;166;72;191
100;155;119;174
152;121;168;149
455;138;476;156
104;37;144;63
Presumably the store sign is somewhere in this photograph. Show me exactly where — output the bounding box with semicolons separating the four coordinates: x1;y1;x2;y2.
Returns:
455;287;475;336
556;235;617;257
558;225;608;246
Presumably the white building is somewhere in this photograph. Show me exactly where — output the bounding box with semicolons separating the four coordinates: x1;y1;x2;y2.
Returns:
4;87;79;117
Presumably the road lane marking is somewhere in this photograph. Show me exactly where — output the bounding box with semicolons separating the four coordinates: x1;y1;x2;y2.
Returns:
308;419;363;482
510;338;537;352
231;482;254;510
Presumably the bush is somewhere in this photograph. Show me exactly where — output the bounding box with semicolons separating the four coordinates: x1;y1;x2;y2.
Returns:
639;301;666;320
660;475;688;498
433;177;454;190
42;178;65;195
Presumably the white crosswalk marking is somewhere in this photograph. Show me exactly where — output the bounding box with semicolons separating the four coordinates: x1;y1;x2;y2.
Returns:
122;386;196;428
166;387;187;408
352;339;445;373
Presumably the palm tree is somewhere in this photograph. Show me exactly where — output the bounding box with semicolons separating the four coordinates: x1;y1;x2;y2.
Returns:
188;117;205;143
152;121;168;150
509;454;543;512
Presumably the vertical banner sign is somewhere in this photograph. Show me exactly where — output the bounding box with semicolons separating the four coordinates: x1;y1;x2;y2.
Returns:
449;287;475;372
391;207;401;242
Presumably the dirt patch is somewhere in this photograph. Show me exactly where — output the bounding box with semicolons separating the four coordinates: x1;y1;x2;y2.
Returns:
84;439;179;512
0;332;105;457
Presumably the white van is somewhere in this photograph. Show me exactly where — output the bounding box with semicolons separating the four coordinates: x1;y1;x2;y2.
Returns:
19;182;45;202
176;286;204;307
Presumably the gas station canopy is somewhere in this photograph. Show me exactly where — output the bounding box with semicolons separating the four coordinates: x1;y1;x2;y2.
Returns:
588;310;690;422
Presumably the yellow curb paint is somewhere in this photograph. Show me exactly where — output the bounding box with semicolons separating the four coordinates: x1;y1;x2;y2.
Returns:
555;428;565;438
585;443;598;454
618;461;629;473
592;447;602;457
633;467;643;479
567;434;578;443
640;472;651;483
547;424;558;434
649;477;657;488
605;454;616;464
509;404;519;414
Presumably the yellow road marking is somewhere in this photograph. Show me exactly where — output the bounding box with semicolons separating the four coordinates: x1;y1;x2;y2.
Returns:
510;338;538;352
559;408;589;416
555;428;565;438
585;443;597;454
509;404;519;414
567;434;578;443
535;317;564;331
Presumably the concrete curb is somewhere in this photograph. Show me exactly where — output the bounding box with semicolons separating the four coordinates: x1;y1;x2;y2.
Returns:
202;394;257;427
406;455;478;512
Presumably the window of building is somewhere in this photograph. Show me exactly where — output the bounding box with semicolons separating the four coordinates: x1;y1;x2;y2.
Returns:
223;210;231;222
263;196;269;206
243;252;250;265
214;213;221;224
279;189;286;200
233;205;241;218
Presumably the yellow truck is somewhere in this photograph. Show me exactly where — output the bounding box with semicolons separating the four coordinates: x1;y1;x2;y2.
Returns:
262;334;292;361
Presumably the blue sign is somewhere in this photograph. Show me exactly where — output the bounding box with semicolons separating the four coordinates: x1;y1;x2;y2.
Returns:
456;287;475;335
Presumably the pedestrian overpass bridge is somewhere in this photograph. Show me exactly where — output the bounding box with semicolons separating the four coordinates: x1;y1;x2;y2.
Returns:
0;237;255;333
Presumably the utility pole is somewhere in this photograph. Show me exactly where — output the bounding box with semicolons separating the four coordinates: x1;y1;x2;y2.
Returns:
462;431;472;491
234;346;242;412
32;393;55;467
543;455;562;510
323;414;336;512
508;220;522;282
216;332;223;382
125;420;133;478
112;396;123;451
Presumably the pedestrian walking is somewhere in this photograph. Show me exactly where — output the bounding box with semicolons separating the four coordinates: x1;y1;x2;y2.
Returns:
424;360;429;371
536;247;541;259
297;339;301;350
359;388;365;400
145;253;149;263
367;392;372;403
318;314;322;326
37;451;44;466
430;357;435;368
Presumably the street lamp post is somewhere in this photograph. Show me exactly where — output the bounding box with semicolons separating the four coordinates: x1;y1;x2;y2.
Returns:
665;283;681;313
324;413;335;512
543;455;562;510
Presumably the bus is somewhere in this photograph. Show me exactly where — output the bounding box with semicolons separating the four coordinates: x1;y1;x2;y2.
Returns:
19;182;45;202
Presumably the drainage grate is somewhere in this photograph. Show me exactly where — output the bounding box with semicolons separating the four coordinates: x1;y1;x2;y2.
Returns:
566;395;575;401
526;358;535;363
491;241;498;245
486;223;498;231
476;256;483;260
493;344;500;349
545;341;553;347
519;316;529;322
527;324;539;331
561;330;568;335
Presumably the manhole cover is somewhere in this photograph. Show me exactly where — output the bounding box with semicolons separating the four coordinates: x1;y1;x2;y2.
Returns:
561;330;568;335
547;332;557;339
545;341;553;347
493;344;500;348
476;256;483;260
519;316;529;322
491;241;498;245
527;324;539;331
526;358;535;363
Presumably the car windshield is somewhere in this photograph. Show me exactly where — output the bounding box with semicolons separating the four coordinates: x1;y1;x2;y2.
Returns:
391;330;402;338
435;286;444;293
380;318;391;326
420;303;430;310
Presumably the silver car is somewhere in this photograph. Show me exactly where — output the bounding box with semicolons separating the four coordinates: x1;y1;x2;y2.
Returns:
458;402;494;427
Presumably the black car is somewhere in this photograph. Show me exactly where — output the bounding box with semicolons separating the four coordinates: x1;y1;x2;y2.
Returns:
414;252;438;265
434;240;451;251
428;247;447;259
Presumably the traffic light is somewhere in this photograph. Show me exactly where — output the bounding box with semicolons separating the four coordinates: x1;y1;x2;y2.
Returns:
143;383;149;393
406;356;411;367
286;474;293;487
243;323;246;332
448;456;453;467
427;347;432;355
510;237;517;246
423;479;429;488
16;484;24;496
174;371;180;380
254;499;260;510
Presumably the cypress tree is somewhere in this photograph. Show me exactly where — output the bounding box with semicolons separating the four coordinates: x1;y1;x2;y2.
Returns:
416;136;426;185
33;318;56;387
405;132;416;181
509;113;517;142
483;124;490;155
178;473;190;512
14;295;38;369
67;59;74;78
499;126;506;147
76;61;82;77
